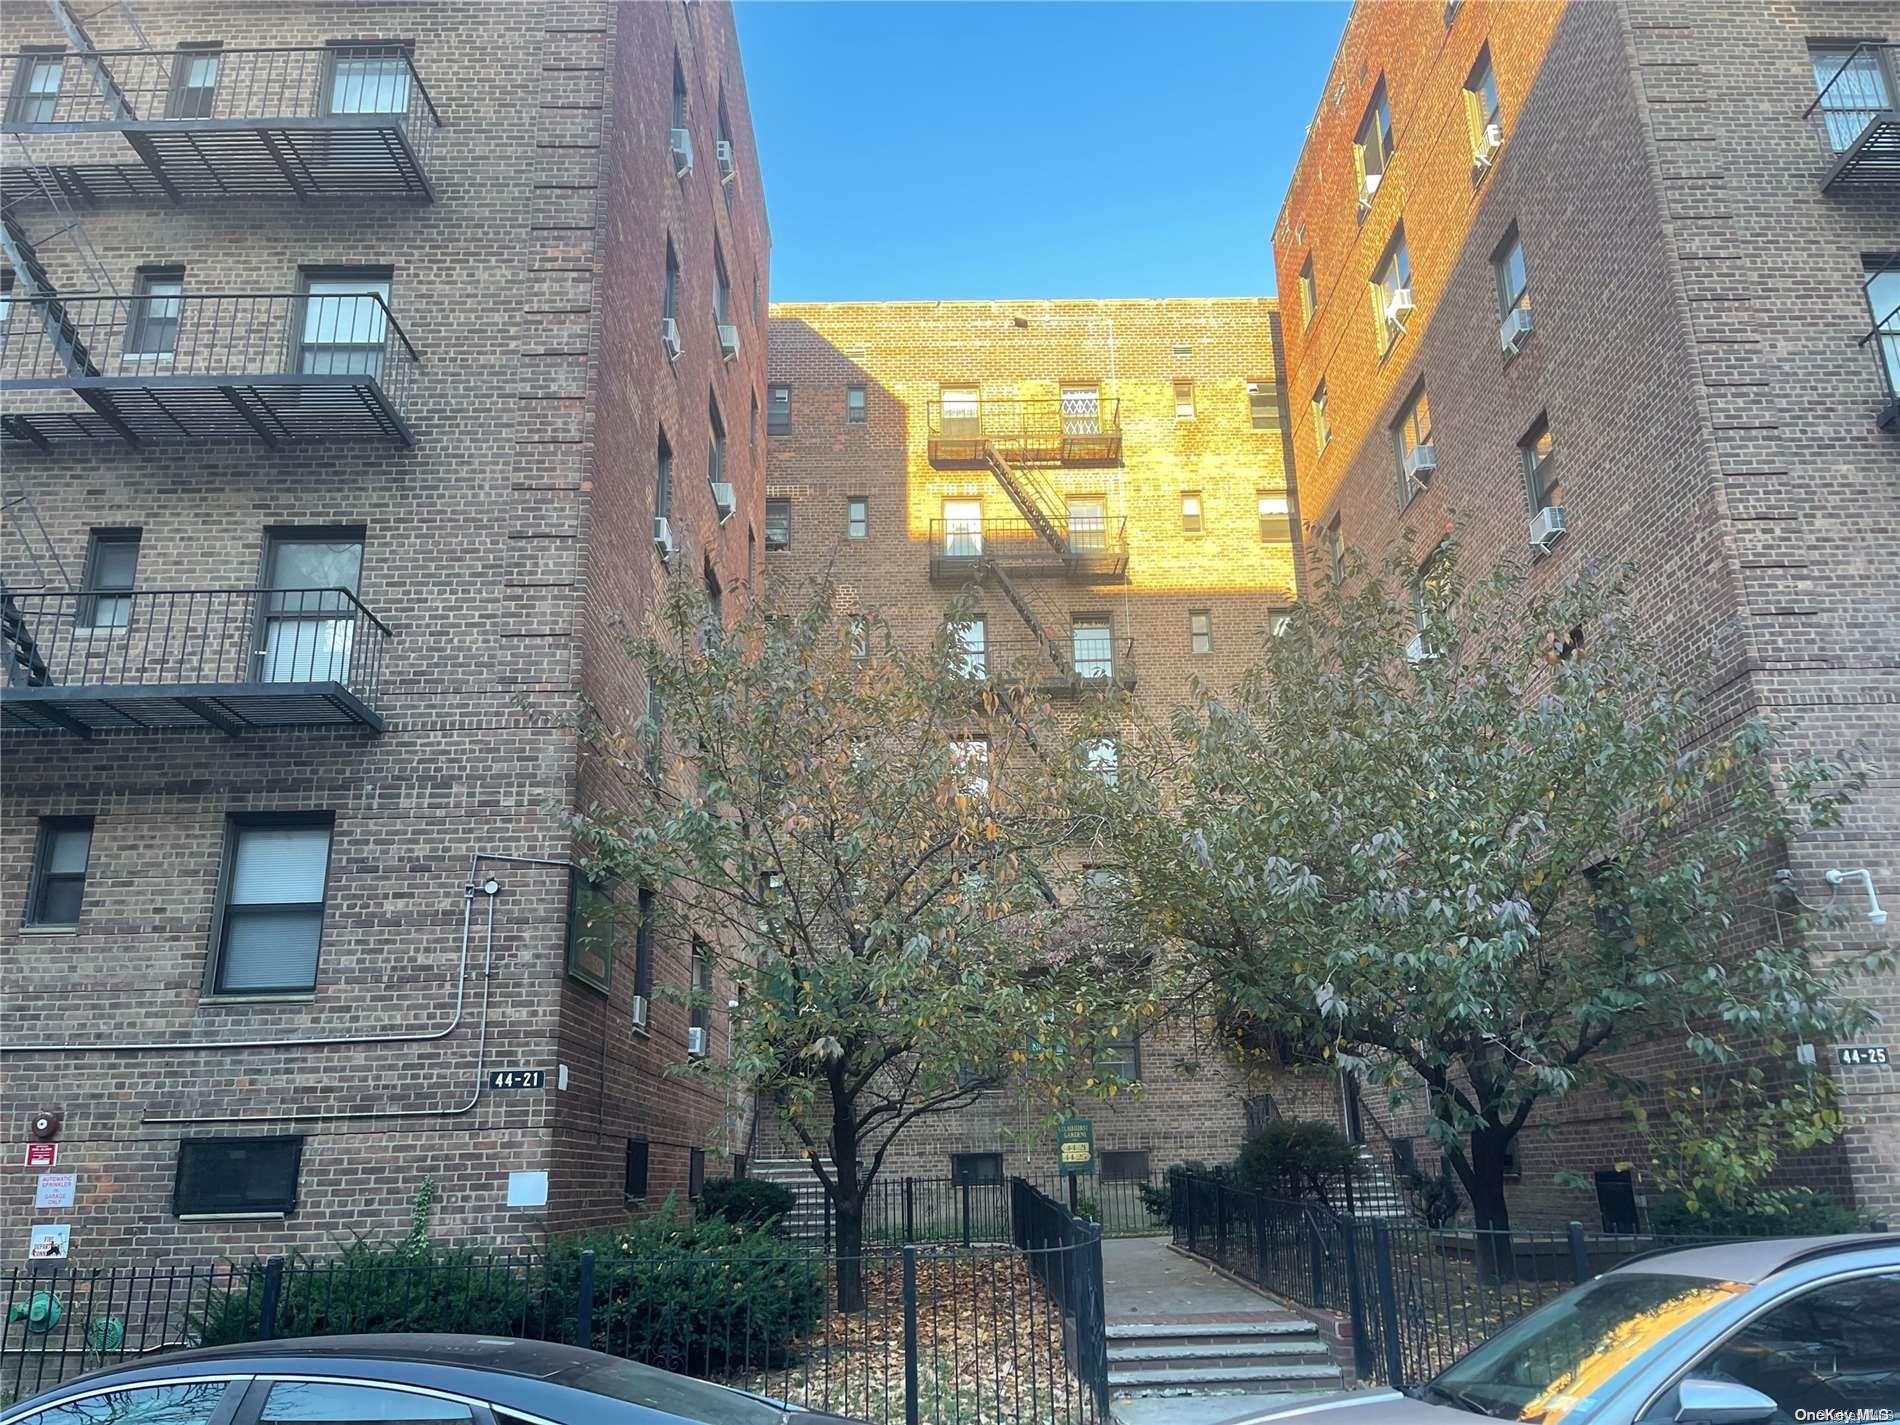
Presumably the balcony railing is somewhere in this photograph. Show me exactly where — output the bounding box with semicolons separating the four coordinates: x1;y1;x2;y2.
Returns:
2;46;440;203
1806;44;1899;189
926;399;1123;467
1864;294;1900;431
2;587;390;736
928;516;1129;581
951;637;1137;695
1;292;419;449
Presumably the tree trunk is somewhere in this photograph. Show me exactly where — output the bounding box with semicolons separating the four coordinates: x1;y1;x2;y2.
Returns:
829;1090;869;1314
1468;1125;1516;1283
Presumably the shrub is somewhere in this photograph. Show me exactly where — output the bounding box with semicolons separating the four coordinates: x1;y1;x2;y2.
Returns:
1231;1121;1364;1206
1144;1159;1232;1223
1399;1163;1464;1228
1072;1193;1100;1224
698;1176;798;1232
1649;1187;1864;1237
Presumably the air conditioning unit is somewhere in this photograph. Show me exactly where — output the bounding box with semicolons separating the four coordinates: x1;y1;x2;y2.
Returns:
1499;306;1534;356
716;139;736;183
653;516;675;560
1362;171;1382;200
631;994;649;1030
669;126;693;176
687;1025;707;1057
1529;503;1567;554
660;316;682;361
1473;122;1503;167
1403;443;1437;479
716;322;740;361
711;481;735;520
1405;632;1433;664
1385;287;1416;328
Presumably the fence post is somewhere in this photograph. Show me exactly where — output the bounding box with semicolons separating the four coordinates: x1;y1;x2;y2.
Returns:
1340;1224;1374;1383
1214;1180;1228;1261
1372;1221;1405;1388
1307;1214;1325;1309
1567;1221;1589;1284
1084;1225;1111;1415
1253;1193;1269;1283
902;1245;921;1425
576;1250;596;1346
961;1181;972;1248
257;1257;285;1342
824;1193;834;1254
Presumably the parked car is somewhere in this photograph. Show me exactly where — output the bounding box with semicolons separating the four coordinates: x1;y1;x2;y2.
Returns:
1222;1234;1899;1425
0;1333;869;1425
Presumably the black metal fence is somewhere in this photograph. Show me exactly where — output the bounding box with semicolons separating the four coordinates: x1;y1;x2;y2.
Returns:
796;1174;1162;1249
1171;1174;1886;1389
2;1237;1109;1425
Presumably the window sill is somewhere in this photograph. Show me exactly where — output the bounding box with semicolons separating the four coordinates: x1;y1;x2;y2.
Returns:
177;1211;290;1221
19;924;80;935
199;993;317;1006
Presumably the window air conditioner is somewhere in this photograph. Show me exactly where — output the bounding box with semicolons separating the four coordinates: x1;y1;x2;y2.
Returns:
716;322;740;361
716;139;737;183
1473;122;1503;167
687;1025;707;1057
1405;632;1433;664
631;994;649;1030
1403;443;1437;479
660;316;682;361
1385;287;1416;327
653;516;675;560
1499;306;1534;356
1529;503;1567;554
711;481;735;520
669;127;693;176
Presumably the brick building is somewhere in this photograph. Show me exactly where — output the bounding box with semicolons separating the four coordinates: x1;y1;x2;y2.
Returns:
0;0;769;1255
1272;0;1898;1220
757;298;1321;1189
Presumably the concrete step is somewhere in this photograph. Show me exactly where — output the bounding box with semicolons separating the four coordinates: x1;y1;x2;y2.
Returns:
1106;1319;1316;1341
1108;1363;1344;1392
1109;1341;1328;1366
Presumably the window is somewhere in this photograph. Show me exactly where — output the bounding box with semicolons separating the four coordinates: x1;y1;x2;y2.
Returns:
1465;47;1502;154
942;498;983;556
846;384;867;423
764;496;791;549
211;816;333;995
1086;738;1118;785
846;496;868;538
1354;81;1395;206
1066;495;1107;552
1325;517;1345;582
325;45;410;115
954;617;987;677
1312;381;1331;452
849;614;873;664
688;1146;706;1198
767;382;790;434
709;398;726;493
79;529;139;629
703;559;723;629
656;429;673;521
750;390;759;451
1372;229;1413;353
643;676;664;776
167;42;221;118
1494;226;1529;320
625;1138;650;1199
1189;609;1212;655
951;737;990;800
1270;611;1293;637
1071;617;1113;680
689;940;711;1053
1101;1149;1150;1183
1173;379;1196;420
1247;380;1275;429
1414;542;1453;642
261;1383;470;1422
713;241;731;326
174;1135;303;1216
1392;386;1434;505
566;870;614;993
126;268;184;360
1082;865;1124;906
25;1383;237;1425
26;817;91;928
671;56;687;128
1257;491;1293;544
1180;491;1203;533
1098;1029;1141;1080
10;52;63;124
298;270;390;378
1298;257;1316;325
662;238;680;342
1520;416;1561;513
1061;384;1101;435
632;885;656;1019
940;384;980;436
950;1152;1003;1186
1866;258;1900;400
1811;44;1894;151
257;529;363;685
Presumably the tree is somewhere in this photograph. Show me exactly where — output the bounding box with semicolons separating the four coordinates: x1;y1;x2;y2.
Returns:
574;579;1145;1309
1097;549;1883;1272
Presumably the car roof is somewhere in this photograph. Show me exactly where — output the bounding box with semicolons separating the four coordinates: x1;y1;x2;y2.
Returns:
1605;1233;1899;1283
128;1332;600;1381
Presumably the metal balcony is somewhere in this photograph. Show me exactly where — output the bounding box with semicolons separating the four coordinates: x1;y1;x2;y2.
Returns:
952;638;1137;696
928;517;1129;583
0;291;419;449
1865;303;1899;431
926;399;1122;468
1808;44;1899;189
2;587;390;736
2;46;440;204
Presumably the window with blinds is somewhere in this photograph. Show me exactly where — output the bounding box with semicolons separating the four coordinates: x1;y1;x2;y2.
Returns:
212;818;333;995
174;1135;304;1216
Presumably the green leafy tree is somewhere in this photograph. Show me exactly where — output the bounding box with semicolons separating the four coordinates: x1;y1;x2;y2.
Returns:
1098;550;1882;1272
575;579;1143;1309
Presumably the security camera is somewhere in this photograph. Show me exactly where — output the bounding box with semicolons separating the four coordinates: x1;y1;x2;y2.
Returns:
1825;868;1888;926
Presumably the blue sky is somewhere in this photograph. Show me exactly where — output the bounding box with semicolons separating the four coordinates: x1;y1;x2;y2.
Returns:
734;1;1350;302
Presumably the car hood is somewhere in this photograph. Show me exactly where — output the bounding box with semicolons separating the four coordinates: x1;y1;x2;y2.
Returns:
1217;1388;1476;1425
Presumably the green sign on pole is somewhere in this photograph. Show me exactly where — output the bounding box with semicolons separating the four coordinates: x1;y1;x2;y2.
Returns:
1057;1117;1095;1177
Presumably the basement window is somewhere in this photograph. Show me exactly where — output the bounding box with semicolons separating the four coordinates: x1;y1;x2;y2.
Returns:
951;1152;1003;1186
174;1135;304;1217
1102;1149;1151;1183
625;1139;650;1200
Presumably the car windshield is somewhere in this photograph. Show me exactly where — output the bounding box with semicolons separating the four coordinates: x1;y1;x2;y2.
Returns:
554;1356;788;1425
1428;1271;1748;1425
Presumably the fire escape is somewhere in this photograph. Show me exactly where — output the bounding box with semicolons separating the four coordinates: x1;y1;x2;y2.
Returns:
926;395;1135;693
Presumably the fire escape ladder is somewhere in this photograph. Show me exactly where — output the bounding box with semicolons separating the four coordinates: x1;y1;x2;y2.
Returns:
1;213;102;377
988;561;1069;676
46;0;141;121
982;444;1068;556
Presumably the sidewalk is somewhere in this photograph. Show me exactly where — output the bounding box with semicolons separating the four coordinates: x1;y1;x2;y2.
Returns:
1103;1237;1296;1321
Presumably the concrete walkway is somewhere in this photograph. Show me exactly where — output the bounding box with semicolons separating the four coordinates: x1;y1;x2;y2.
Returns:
1103;1237;1295;1321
